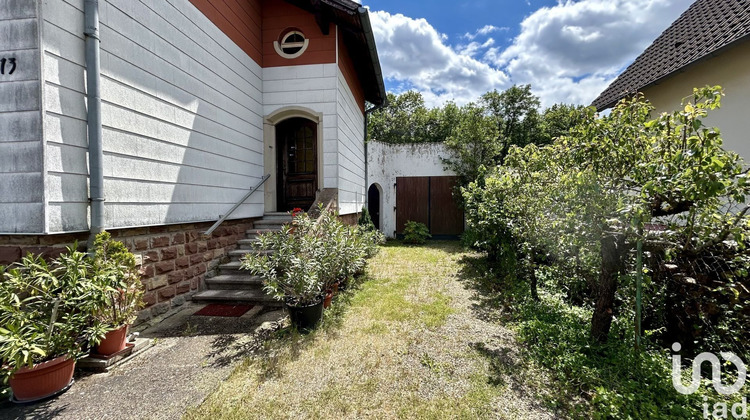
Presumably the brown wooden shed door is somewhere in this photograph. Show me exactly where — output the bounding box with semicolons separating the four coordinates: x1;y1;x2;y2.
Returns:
396;176;464;237
277;118;317;211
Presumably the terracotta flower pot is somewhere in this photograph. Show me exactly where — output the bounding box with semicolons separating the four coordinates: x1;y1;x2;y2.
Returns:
9;355;75;402
323;290;333;309
95;324;129;356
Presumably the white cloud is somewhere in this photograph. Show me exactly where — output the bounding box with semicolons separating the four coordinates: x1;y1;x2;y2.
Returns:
368;0;694;108
370;11;509;107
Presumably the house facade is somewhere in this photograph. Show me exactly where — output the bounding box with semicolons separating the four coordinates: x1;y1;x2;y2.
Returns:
592;0;750;163
0;0;384;319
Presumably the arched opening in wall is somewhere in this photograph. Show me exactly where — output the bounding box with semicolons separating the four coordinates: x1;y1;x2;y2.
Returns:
368;183;381;230
276;117;318;211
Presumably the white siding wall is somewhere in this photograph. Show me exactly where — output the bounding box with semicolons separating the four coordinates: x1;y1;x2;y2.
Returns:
263;63;339;190
0;1;44;233
367;142;456;237
336;71;365;215
41;0;264;232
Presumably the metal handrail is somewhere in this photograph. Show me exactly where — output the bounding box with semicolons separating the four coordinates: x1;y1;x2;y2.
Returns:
204;174;271;236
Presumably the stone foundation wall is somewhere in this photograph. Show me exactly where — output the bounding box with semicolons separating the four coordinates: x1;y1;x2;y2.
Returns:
0;218;257;323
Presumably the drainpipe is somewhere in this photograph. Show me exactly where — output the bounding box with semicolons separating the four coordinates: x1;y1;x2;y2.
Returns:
85;0;104;248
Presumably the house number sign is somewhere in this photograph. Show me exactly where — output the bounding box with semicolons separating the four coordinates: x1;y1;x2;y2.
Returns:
1;58;17;75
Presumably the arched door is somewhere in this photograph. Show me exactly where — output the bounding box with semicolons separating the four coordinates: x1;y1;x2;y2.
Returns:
276;118;318;211
368;184;381;230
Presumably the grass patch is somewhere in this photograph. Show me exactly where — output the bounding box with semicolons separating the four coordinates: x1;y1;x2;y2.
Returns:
186;241;513;420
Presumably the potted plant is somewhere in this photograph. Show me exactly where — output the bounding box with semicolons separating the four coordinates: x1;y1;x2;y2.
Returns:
90;232;144;356
242;211;326;331
0;249;103;402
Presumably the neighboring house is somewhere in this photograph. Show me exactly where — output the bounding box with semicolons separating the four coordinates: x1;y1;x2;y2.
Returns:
0;0;384;317
367;141;464;239
592;0;750;163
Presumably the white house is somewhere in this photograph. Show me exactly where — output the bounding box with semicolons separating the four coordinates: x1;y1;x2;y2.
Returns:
0;0;384;317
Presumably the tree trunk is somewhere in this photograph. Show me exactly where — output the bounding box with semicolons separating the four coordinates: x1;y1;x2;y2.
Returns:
591;233;627;342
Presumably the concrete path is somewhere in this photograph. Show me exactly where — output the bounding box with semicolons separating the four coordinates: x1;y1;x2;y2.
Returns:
0;303;286;420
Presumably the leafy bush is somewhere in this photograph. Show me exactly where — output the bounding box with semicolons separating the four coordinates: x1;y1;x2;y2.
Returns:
403;221;431;245
464;86;750;345
357;206;376;231
242;206;383;306
90;232;144;328
0;249;102;375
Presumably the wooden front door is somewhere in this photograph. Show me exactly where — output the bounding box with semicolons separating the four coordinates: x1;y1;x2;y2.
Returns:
277;118;318;211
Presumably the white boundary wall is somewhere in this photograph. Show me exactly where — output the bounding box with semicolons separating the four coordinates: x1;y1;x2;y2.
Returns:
367;141;456;237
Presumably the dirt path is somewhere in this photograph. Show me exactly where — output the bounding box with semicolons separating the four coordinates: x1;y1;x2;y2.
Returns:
188;242;555;419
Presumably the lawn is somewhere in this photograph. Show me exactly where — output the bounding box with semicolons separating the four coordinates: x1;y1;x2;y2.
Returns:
185;241;552;419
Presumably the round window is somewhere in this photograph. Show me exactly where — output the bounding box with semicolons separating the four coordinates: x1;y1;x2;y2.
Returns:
274;30;310;59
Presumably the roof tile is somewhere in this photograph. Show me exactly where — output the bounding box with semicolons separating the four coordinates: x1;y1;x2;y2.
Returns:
593;0;750;110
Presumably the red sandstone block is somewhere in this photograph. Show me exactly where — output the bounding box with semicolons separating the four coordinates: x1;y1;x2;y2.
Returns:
142;292;157;306
218;238;229;248
202;251;214;262
115;227;149;238
186;231;199;243
197;242;208;253
194;263;207;275
176;282;191;295
175;256;190;269
207;239;219;250
189;253;203;265
150;225;169;234
0;247;22;265
140;264;155;277
151;236;170;248
168;270;186;284
161;247;178;261
134;238;149;251
186;242;198;254
155;261;175;275
171;233;185;245
143;251;159;263
158;286;176;300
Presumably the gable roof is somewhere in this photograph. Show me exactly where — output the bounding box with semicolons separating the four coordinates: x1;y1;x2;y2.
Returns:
592;0;750;111
284;0;386;106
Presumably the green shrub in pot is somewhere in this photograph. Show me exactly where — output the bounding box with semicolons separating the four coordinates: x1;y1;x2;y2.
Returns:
0;248;104;379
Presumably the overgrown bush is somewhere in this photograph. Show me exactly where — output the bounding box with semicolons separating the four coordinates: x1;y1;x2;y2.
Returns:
242;206;383;305
464;86;750;348
403;221;431;244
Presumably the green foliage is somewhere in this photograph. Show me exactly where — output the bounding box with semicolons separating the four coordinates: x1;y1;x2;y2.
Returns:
0;249;101;376
481;84;544;160
242;207;383;306
403;221;431;245
367;91;456;144
357;206;376;231
90;232;145;328
540;103;588;142
443;103;501;185
464;85;750;346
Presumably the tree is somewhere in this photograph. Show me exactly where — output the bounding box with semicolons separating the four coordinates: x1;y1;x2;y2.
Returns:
465;86;750;343
442;103;500;186
481;85;543;161
539;103;588;143
367;91;451;144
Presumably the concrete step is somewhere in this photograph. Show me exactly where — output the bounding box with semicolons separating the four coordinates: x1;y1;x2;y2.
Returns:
253;220;290;229
237;238;260;249
227;249;273;260
246;228;282;237
218;260;245;274
262;212;294;221
191;289;280;306
205;274;264;290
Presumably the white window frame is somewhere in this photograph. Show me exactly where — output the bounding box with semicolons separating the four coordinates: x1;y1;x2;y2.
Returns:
274;30;310;59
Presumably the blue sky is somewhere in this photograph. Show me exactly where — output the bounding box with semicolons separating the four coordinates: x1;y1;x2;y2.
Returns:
358;0;695;108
